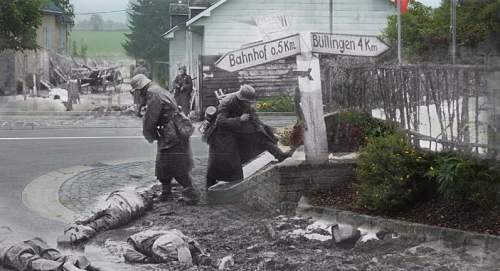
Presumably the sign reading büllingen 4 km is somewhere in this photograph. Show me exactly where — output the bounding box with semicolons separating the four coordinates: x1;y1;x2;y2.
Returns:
311;32;389;57
216;34;301;72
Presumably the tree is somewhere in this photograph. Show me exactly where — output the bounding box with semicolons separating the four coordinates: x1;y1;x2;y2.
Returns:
123;0;170;78
382;0;500;62
0;0;42;51
89;14;104;31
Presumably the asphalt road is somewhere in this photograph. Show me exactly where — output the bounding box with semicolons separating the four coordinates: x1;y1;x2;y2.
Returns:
0;127;208;243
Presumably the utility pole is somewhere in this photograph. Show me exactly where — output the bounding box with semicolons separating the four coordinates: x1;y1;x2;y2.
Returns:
397;0;402;65
329;0;333;33
450;0;457;64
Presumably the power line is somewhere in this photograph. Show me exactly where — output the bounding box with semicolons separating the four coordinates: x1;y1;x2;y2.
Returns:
75;9;131;15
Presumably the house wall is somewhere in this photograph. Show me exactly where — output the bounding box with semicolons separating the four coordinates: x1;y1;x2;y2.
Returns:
169;29;188;85
188;0;393;114
36;13;68;53
192;0;393;55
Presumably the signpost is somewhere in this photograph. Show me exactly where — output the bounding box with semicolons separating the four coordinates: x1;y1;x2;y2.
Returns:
215;34;301;73
311;32;389;57
215;31;390;163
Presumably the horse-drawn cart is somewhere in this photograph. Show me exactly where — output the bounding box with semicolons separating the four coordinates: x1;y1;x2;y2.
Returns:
76;65;124;93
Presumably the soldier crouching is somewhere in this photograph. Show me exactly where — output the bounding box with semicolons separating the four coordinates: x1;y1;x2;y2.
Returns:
204;84;294;189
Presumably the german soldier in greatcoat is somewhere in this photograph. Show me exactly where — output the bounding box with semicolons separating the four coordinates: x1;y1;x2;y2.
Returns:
173;65;193;116
130;74;199;204
205;84;294;189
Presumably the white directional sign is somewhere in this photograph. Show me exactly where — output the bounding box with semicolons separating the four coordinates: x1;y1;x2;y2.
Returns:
311;32;389;57
215;34;301;72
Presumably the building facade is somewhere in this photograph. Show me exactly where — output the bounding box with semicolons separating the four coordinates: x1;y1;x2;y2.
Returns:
163;0;394;114
0;2;72;96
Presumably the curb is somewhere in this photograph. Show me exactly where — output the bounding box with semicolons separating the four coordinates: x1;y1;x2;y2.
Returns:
1;111;297;117
0;111;126;117
297;203;500;252
22;158;151;224
256;112;297;117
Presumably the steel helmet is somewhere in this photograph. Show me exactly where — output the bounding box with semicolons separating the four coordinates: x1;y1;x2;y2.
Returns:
130;74;152;90
236;84;256;101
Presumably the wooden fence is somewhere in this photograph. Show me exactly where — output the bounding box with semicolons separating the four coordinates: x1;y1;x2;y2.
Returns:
322;64;499;157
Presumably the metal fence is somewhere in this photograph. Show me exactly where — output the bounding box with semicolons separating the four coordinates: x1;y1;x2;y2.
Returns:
322;64;500;158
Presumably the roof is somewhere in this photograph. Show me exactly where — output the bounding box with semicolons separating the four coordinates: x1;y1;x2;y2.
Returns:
162;0;221;38
161;24;184;39
41;2;64;14
186;0;228;26
189;0;217;8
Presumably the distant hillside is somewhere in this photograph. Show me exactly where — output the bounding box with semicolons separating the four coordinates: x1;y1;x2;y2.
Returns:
70;30;130;58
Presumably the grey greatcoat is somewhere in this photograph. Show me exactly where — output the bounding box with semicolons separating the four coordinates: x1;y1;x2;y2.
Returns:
173;74;193;115
206;93;278;182
143;84;193;180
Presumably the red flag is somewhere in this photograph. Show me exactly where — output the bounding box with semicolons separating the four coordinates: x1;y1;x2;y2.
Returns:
390;0;409;14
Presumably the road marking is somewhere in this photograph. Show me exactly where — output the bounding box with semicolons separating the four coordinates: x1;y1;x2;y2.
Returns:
0;136;201;140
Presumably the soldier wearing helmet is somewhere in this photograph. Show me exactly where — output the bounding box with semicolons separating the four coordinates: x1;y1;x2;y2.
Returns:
173;65;193;115
205;84;294;189
131;60;151;116
130;74;200;204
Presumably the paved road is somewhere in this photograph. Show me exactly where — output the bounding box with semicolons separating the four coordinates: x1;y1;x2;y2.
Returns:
0;126;208;244
0;115;294;244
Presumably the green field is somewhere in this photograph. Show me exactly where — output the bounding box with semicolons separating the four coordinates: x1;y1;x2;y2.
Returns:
70;30;130;58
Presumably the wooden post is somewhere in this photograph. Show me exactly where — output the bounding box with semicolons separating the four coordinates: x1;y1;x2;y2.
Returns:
32;74;37;97
486;69;500;159
296;32;328;163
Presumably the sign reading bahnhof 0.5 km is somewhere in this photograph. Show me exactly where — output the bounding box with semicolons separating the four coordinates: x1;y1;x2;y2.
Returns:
311;32;389;57
215;34;301;72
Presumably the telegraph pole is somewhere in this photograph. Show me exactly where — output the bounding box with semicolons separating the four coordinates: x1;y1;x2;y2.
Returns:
450;0;457;64
397;0;402;65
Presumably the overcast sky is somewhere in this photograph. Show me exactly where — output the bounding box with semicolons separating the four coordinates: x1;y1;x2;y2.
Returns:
70;0;442;23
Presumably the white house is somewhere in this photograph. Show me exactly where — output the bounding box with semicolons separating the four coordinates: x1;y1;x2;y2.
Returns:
163;0;394;114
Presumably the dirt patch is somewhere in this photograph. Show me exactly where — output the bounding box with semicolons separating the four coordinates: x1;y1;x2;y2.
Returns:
312;180;500;236
82;184;499;270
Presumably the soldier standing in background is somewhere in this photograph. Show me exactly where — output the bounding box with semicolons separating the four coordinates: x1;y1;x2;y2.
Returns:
173;65;193;115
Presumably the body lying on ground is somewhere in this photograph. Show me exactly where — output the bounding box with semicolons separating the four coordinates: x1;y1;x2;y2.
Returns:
57;190;153;247
124;229;209;267
0;226;98;271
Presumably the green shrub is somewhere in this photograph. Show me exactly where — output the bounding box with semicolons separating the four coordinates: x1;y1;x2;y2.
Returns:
356;133;435;211
430;153;500;206
325;111;397;152
256;95;295;112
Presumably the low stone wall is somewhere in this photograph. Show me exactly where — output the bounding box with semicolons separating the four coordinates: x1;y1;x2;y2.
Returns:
207;156;357;214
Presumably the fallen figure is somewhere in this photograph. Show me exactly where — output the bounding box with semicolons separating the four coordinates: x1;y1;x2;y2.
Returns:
0;226;99;271
57;190;153;248
123;229;211;267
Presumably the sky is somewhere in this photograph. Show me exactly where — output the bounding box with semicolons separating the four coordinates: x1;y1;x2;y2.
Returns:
70;0;442;23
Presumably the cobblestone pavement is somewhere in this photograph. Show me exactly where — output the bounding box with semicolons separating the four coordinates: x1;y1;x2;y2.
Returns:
59;157;208;216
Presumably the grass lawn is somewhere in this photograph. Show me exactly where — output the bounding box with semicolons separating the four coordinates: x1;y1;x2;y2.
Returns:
70;30;130;58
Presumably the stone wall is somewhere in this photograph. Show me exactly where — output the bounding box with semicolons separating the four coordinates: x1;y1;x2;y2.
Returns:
208;158;357;215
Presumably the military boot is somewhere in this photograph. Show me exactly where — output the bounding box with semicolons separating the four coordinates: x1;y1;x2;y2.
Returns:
181;187;200;205
160;183;174;202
